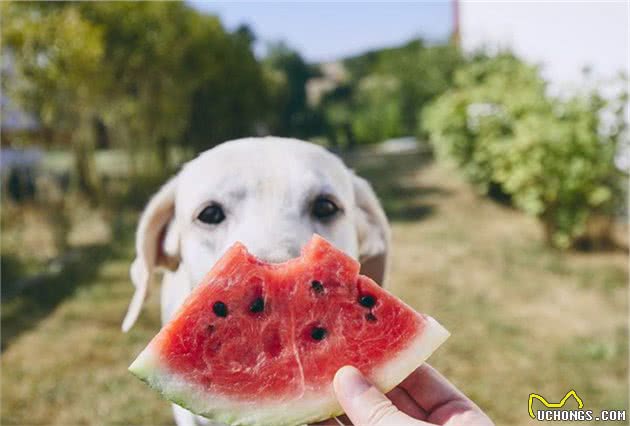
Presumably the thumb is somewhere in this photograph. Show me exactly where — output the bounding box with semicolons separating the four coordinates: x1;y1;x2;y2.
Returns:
333;366;422;426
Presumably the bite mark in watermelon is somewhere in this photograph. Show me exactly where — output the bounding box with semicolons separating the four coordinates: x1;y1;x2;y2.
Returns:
130;235;449;426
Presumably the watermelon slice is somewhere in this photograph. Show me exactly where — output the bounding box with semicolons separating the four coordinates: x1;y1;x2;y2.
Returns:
129;235;449;426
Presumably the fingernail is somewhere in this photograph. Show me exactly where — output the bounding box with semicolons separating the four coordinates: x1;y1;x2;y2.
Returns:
334;366;371;399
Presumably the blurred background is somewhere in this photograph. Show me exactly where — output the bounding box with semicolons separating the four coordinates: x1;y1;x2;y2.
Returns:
1;1;628;425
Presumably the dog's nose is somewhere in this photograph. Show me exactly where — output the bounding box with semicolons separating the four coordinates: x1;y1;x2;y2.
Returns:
248;245;300;264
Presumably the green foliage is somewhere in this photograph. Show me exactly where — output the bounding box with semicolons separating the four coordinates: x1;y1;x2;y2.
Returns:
84;3;199;144
494;95;622;247
82;4;268;162
422;53;627;248
2;4;105;129
264;42;322;139
323;40;463;145
3;2;271;181
423;53;549;189
3;1;462;163
351;75;403;143
375;41;464;135
184;23;269;151
8;2;622;249
2;3;106;196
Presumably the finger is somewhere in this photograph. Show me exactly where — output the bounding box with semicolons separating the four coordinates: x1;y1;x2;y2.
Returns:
438;405;494;426
333;366;431;426
311;414;352;425
400;364;492;425
386;387;427;420
316;387;426;425
400;364;472;411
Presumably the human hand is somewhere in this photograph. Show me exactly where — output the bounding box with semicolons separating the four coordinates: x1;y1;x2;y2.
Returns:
328;364;493;426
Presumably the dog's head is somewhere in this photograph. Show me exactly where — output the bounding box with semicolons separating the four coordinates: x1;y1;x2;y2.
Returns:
122;137;390;331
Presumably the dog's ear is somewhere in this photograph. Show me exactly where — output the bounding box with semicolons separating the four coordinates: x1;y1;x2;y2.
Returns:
121;177;180;332
352;174;390;285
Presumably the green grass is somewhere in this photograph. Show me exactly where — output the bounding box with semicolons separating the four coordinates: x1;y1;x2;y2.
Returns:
2;154;628;425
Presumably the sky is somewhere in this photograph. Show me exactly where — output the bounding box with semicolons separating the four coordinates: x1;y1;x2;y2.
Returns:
188;1;453;62
460;1;628;90
189;1;628;87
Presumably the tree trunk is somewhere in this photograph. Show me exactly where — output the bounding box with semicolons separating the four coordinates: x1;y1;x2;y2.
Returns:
343;123;356;151
541;219;556;246
540;208;559;247
72;118;101;203
157;136;170;172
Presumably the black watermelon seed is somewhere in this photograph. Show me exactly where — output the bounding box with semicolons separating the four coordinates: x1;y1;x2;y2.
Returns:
311;326;327;341
213;301;228;317
207;324;216;333
365;313;377;322
359;295;376;308
311;280;324;293
249;297;265;313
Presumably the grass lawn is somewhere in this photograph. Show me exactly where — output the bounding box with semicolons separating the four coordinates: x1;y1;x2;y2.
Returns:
2;154;627;425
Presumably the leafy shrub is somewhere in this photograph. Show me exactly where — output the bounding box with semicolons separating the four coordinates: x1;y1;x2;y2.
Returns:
351;75;404;144
423;53;549;191
493;96;623;247
320;40;463;146
422;53;626;248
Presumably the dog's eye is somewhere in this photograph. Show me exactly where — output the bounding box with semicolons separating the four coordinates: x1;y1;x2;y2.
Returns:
311;196;339;220
197;204;225;225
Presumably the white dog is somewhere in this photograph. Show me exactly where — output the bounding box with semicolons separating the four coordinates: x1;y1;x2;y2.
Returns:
122;137;390;426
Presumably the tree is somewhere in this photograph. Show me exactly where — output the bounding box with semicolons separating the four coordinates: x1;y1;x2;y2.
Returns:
375;41;463;136
422;53;549;191
184;23;269;151
81;2;203;172
264;42;321;138
84;4;270;162
351;75;403;144
319;39;463;146
2;3;106;198
4;1;275;184
422;52;626;248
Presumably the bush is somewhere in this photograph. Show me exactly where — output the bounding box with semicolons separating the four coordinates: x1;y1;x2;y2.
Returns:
493;96;623;247
351;75;404;144
422;54;549;191
422;53;626;248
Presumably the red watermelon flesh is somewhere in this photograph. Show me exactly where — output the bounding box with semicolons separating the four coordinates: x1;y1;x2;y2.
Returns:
129;235;449;426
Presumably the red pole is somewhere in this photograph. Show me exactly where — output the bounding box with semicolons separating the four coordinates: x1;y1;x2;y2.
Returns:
452;0;461;46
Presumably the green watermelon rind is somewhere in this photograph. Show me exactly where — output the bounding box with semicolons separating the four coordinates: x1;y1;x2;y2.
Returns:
129;315;449;426
371;315;449;393
129;344;344;425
